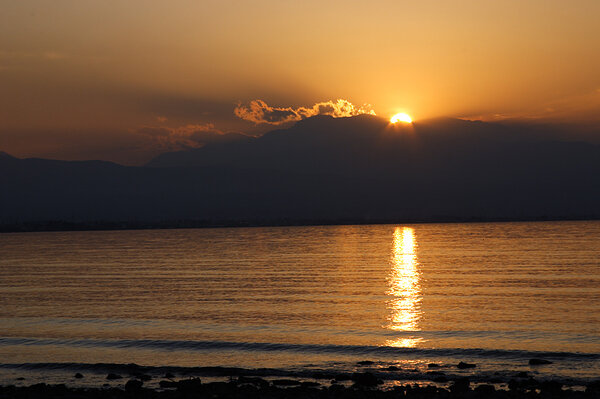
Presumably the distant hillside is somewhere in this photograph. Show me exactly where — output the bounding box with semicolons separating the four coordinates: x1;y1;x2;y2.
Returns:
0;151;17;160
1;115;599;230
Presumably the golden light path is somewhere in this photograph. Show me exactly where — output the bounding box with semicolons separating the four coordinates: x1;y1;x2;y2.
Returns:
385;227;423;348
390;113;413;123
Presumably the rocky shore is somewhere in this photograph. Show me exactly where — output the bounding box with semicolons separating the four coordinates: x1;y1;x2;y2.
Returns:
2;373;600;399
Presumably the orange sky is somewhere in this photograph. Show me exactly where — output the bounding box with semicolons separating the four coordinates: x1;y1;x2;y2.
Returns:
1;0;599;164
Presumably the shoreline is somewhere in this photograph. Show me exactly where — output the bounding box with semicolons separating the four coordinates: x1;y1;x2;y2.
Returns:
1;374;598;398
0;216;598;234
1;362;598;397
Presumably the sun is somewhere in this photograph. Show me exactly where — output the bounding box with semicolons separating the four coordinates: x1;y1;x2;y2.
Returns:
390;113;412;124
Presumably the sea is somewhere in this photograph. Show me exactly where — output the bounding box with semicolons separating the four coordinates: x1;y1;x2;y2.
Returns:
0;221;599;389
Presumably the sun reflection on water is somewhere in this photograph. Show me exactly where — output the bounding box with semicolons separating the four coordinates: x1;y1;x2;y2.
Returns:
385;227;423;348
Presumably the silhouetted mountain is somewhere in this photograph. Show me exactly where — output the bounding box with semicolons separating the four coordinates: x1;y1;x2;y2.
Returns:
1;115;599;230
0;151;16;160
147;115;562;178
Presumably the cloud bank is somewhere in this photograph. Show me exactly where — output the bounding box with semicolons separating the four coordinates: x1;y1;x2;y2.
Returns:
136;123;248;151
234;99;376;125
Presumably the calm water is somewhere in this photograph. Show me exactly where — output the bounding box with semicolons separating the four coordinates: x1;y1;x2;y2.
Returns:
0;221;599;386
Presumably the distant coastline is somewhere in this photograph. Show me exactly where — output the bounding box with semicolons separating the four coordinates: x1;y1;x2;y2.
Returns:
1;215;598;233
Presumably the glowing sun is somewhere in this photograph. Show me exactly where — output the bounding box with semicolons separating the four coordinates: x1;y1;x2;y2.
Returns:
390;113;412;123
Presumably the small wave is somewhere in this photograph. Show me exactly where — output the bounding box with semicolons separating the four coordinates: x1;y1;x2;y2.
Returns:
0;337;598;361
0;362;259;377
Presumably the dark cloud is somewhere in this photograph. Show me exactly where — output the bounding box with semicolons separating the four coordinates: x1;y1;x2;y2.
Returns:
135;123;249;151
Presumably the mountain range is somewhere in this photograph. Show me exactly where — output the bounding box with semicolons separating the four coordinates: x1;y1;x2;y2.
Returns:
1;115;599;230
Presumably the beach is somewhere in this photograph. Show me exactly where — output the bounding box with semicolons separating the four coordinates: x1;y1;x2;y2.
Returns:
1;356;599;398
2;365;599;398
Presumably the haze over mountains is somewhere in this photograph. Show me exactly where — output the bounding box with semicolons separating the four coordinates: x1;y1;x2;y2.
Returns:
1;115;599;230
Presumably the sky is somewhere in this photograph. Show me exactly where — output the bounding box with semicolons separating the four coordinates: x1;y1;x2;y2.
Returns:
1;0;599;164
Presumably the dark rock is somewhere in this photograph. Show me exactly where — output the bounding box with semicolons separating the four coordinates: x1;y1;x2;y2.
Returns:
74;373;84;379
391;386;408;395
177;378;202;392
200;381;232;396
333;373;352;381
312;372;331;379
516;371;529;378
351;372;381;387
508;379;520;391
357;360;374;366
164;372;175;379
428;363;440;368
137;374;152;381
529;358;553;365
301;381;320;387
159;380;178;388
421;385;441;395
540;380;563;394
450;377;470;394
272;379;301;386
15;377;25;381
586;381;600;394
433;376;449;383
328;384;346;392
106;373;122;380
125;379;143;392
509;378;540;392
475;384;495;394
457;361;476;369
387;365;399;371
